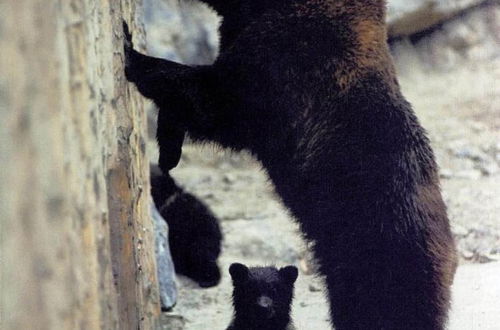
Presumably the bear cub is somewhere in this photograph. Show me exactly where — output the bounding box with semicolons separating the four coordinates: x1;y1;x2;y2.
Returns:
227;263;298;330
150;165;222;288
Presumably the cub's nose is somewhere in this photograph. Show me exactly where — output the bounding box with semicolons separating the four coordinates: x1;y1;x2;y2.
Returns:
257;296;273;309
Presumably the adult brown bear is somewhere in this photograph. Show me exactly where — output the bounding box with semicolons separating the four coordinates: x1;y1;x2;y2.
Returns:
124;0;457;328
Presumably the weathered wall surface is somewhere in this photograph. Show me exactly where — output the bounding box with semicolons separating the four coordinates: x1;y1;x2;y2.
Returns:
143;0;219;64
387;0;488;37
0;1;160;329
391;1;499;72
141;0;497;70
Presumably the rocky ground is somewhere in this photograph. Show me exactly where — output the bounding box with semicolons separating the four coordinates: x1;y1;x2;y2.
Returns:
400;59;500;265
144;1;500;329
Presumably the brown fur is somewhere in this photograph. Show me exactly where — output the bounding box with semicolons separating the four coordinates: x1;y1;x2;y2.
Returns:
294;0;397;92
417;182;458;323
124;0;458;327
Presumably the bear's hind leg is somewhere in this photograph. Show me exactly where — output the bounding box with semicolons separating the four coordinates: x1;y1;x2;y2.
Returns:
312;223;454;330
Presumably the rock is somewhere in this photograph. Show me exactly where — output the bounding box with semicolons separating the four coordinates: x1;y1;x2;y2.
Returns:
143;0;219;65
448;144;499;176
390;2;499;71
493;143;500;163
144;0;491;45
152;204;178;311
439;168;454;179
225;220;302;264
457;227;500;263
454;169;482;180
486;253;500;262
452;224;470;237
470;121;488;133
477;161;499;176
308;284;322;293
0;2;160;328
461;250;475;260
387;0;487;37
449;263;500;329
223;173;237;184
159;313;186;330
453;145;486;161
299;259;312;275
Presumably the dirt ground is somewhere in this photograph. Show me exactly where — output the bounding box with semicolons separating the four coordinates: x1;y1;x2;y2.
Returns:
159;58;500;329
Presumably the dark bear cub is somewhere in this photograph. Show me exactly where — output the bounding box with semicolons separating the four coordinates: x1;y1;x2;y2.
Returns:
227;263;298;330
150;165;222;288
125;0;458;328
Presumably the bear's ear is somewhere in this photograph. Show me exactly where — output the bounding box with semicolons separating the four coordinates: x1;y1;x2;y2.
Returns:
229;263;250;283
279;266;298;285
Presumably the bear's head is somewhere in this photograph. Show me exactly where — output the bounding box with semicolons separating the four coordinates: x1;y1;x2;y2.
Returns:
229;263;298;328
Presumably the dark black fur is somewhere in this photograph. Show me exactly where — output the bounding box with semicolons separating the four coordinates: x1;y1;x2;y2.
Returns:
151;165;222;288
227;263;298;330
125;0;457;328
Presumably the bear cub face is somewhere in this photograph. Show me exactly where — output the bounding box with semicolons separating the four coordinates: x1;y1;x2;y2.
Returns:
228;263;298;330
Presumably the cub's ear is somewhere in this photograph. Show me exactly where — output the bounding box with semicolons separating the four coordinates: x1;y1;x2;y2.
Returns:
229;263;250;283
279;266;298;285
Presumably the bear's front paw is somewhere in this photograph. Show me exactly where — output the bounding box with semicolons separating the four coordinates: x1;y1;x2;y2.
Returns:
159;143;183;173
195;261;221;288
123;20;133;49
122;21;138;82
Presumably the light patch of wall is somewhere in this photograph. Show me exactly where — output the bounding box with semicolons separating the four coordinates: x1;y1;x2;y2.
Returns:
0;1;160;329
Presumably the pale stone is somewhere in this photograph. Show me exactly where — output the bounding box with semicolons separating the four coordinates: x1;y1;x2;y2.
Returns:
152;204;178;311
0;1;160;328
387;0;487;37
449;262;500;330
